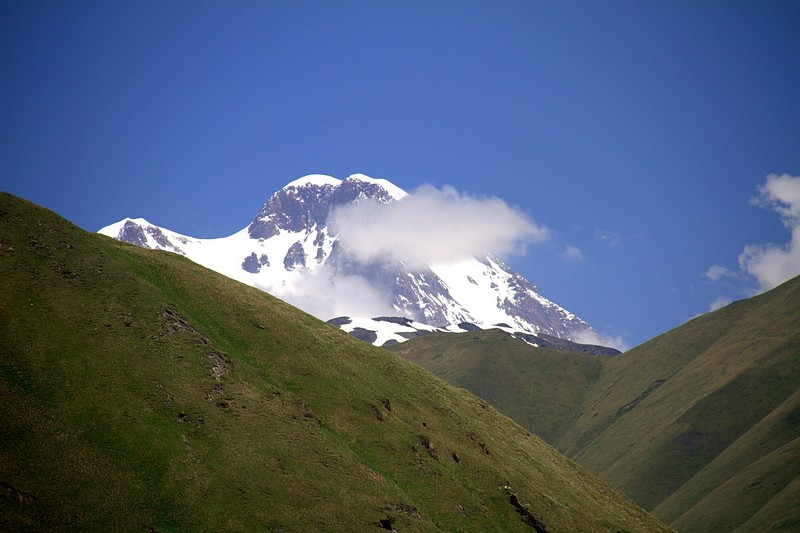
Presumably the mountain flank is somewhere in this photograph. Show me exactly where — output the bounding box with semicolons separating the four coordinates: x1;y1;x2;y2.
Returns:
0;192;669;531
99;174;603;346
389;274;800;532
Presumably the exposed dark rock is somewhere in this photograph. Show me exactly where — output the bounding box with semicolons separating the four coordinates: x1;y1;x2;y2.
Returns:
248;182;336;239
298;400;322;427
419;436;439;461
207;351;231;381
116;221;182;253
283;241;306;271
241;252;261;273
397;330;430;340
119;221;148;248
504;487;548;532
350;327;377;344
378;503;422;529
247;176;397;240
146;226;172;249
457;321;482;331
374;316;414;326
326;316;352;327
163;307;196;333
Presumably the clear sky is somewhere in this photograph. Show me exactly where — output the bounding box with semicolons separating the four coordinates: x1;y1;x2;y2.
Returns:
3;1;800;348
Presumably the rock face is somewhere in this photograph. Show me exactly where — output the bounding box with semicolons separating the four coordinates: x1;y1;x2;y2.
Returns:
283;242;306;271
241;252;268;273
99;173;600;345
248;177;396;240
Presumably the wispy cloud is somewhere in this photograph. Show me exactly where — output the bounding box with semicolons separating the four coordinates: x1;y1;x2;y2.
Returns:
256;269;399;320
703;264;738;282
561;245;584;261
738;173;800;291
330;185;549;268
594;229;621;247
708;295;732;312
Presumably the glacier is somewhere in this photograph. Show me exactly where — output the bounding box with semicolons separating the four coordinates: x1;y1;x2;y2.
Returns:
99;173;607;348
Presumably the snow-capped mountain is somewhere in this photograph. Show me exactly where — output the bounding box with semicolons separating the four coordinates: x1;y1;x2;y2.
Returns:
99;173;600;346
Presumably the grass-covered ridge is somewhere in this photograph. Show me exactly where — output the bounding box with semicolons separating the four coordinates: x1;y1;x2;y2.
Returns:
0;192;669;531
388;329;605;446
391;274;800;532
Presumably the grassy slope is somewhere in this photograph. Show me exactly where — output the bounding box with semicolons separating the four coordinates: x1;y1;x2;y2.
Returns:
656;387;800;531
561;274;800;526
0;192;669;532
387;329;604;447
388;259;800;531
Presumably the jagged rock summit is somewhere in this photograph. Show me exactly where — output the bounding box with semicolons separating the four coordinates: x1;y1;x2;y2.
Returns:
99;173;601;346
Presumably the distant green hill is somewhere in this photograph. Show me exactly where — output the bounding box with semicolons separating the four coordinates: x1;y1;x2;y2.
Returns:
388;329;605;446
0;192;668;532
389;274;800;532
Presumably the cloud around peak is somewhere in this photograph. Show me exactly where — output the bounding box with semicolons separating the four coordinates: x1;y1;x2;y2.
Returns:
329;184;549;267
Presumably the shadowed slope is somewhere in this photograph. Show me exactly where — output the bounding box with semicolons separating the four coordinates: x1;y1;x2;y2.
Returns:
561;274;800;527
0;193;668;532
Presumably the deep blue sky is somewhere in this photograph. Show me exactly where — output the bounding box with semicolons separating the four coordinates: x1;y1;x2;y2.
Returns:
3;1;800;347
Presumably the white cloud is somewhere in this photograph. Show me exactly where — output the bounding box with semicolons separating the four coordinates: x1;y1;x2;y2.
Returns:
750;173;800;223
572;329;630;352
256;269;399;321
594;229;621;247
329;185;548;268
561;245;584;261
738;174;800;291
709;296;732;311
703;264;737;281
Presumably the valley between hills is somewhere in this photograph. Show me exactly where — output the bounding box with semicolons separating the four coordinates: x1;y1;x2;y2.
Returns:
2;190;798;531
389;273;800;532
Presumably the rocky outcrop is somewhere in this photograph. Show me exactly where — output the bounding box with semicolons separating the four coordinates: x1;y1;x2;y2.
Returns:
283;241;306;271
241;252;269;273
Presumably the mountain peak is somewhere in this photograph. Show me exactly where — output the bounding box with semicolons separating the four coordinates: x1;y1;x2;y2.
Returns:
280;173;407;201
99;174;600;347
248;173;405;240
283;173;341;189
343;173;408;200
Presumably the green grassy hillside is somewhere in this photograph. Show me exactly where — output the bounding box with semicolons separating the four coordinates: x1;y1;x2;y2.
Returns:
391;267;800;532
0;192;669;532
563;274;800;529
387;329;604;446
